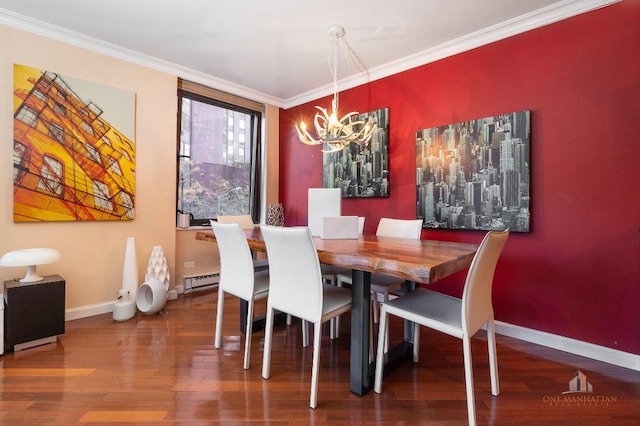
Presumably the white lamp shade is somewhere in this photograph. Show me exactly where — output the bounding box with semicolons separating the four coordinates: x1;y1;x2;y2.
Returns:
0;248;61;283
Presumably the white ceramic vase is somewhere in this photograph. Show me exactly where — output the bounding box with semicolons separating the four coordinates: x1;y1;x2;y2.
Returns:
266;203;285;226
136;278;167;315
144;246;170;291
137;246;169;315
121;236;138;312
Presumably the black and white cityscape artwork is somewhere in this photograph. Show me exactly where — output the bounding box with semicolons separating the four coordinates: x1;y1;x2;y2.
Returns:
323;107;389;198
416;110;530;232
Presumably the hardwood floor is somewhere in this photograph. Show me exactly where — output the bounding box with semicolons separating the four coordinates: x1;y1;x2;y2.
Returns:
1;289;638;425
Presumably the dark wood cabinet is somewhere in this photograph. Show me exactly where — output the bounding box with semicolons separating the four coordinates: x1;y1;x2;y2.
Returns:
4;274;65;351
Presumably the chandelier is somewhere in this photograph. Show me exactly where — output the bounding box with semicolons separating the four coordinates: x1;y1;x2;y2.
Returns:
295;25;377;153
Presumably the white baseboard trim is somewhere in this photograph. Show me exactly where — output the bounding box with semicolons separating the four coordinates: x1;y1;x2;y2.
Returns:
63;303;639;371
493;320;640;372
65;301;115;321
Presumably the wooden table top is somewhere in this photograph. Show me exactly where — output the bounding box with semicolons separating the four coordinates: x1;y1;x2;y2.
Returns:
195;227;478;284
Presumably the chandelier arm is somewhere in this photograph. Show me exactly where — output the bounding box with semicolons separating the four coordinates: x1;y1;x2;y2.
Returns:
299;129;322;145
338;111;359;122
314;111;330;138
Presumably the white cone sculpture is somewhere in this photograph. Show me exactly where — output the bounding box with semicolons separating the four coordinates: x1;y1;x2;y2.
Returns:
115;237;138;321
136;246;170;315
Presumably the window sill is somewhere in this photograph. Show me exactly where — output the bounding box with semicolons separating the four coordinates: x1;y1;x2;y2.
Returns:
175;225;211;231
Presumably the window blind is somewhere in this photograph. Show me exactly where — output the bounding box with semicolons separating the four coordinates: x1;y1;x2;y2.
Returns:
178;79;265;113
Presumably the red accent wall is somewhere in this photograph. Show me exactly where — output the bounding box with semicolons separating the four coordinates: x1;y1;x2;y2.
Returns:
279;2;640;354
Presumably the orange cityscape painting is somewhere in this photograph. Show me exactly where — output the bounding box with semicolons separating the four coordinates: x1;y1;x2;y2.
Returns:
12;64;136;222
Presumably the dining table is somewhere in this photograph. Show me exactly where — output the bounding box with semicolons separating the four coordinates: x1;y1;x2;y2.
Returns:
195;226;478;396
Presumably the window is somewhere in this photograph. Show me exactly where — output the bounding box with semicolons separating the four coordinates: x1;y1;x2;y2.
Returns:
13;141;28;181
82;121;94;136
86;144;102;164
33;89;47;102
49;122;65;143
120;192;134;219
54;102;66;116
93;180;113;211
177;79;263;226
16;105;38;127
109;157;122;176
37;155;63;196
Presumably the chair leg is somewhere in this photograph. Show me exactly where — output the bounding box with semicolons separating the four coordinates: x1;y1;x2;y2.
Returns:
302;320;309;347
369;302;374;363
310;321;322;409
383;291;390;353
261;304;275;380
243;298;255;370
462;336;477;426
374;305;389;394
334;278;343;339
214;288;225;349
372;292;379;323
412;323;420;363
330;317;336;340
487;319;500;396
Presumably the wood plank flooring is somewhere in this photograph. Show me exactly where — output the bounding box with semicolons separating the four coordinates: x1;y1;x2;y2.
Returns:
1;289;638;425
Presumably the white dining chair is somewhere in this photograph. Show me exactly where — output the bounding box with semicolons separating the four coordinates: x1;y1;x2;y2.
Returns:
307;187;345;285
320;217;365;280
374;229;509;426
307;188;341;237
211;221;270;370
216;215;268;271
336;217;422;344
260;225;352;409
320;216;365;338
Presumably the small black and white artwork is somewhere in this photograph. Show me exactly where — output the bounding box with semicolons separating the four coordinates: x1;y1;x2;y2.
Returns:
323;107;389;198
416;110;530;232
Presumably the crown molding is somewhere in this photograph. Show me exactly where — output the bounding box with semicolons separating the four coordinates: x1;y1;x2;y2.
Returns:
0;8;283;108
283;0;620;109
1;0;619;110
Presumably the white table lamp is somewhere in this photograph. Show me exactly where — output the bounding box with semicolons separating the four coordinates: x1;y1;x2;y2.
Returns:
0;248;61;283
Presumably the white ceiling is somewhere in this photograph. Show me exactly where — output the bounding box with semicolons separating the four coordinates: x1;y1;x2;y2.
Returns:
0;0;617;108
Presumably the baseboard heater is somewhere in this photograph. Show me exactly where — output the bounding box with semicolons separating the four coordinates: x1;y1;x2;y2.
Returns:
184;272;219;293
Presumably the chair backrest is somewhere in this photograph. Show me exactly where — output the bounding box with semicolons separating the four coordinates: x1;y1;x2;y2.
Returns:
376;218;422;239
210;221;257;300
307;188;341;237
260;225;324;322
462;229;509;336
358;216;366;234
320;216;360;239
216;214;255;229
